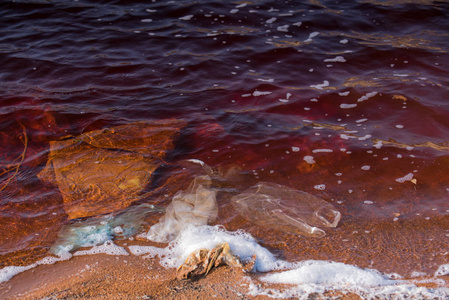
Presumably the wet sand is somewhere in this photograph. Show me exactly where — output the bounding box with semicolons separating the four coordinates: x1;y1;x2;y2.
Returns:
0;253;379;300
1;240;448;300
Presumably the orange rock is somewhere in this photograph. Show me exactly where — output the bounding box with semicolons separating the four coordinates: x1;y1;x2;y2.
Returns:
38;119;186;219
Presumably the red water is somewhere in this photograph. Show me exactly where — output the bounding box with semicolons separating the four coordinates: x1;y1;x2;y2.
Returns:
1;0;449;277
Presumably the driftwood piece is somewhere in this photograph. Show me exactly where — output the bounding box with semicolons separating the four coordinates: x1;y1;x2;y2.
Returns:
177;242;255;280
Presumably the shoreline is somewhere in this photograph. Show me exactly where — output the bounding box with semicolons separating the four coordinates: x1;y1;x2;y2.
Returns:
2;241;449;300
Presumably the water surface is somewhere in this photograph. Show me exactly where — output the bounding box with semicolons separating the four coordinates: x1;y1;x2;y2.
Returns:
1;0;449;278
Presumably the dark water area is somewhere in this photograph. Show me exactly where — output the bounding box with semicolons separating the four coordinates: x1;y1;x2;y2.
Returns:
1;0;449;277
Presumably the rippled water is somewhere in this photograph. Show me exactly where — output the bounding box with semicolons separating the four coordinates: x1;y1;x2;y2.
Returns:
1;0;449;279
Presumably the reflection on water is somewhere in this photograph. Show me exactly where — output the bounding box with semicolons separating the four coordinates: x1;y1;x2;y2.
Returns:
0;0;449;279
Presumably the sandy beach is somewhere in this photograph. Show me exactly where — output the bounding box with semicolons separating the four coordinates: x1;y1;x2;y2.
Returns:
2;233;449;300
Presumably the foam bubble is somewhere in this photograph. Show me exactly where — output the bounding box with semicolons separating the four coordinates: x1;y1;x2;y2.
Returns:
324;56;346;62
314;184;326;191
374;140;383;149
252;91;272;96
357;91;378;102
395;173;414;183
305;31;320;42
258;78;274;82
277;25;289;32
435;264;449;276
303;155;315;164
179;15;194;21
186;158;206;166
340;103;357;109
310;80;329;89
312;149;333;153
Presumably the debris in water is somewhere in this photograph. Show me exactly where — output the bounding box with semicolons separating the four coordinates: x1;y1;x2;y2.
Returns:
146;175;218;243
232;182;341;238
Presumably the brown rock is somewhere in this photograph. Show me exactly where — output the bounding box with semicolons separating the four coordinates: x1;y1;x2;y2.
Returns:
38;119;186;219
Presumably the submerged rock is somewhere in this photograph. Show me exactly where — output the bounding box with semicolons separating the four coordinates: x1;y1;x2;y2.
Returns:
232;182;341;238
38;119;186;219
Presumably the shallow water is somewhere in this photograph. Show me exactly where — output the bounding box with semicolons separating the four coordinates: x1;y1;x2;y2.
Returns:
1;0;449;282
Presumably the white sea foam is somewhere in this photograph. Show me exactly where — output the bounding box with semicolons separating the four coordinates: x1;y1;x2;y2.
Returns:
314;184;326;191
435;264;449;276
261;260;393;286
358;134;372;141
277;25;289;32
312;149;333;153
324;56;346;62
252;90;272;96
310;80;329;90
74;240;129;256
257;78;274;82
149;225;292;272
374;140;383;149
304;31;320;42
128;245;159;256
340;103;357;109
179;15;194;21
0;252;72;283
358;91;378;102
303;155;315;164
395;173;414;183
249;260;449;299
0;265;36;283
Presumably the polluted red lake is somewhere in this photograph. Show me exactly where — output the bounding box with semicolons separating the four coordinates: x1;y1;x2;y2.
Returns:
1;0;449;297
